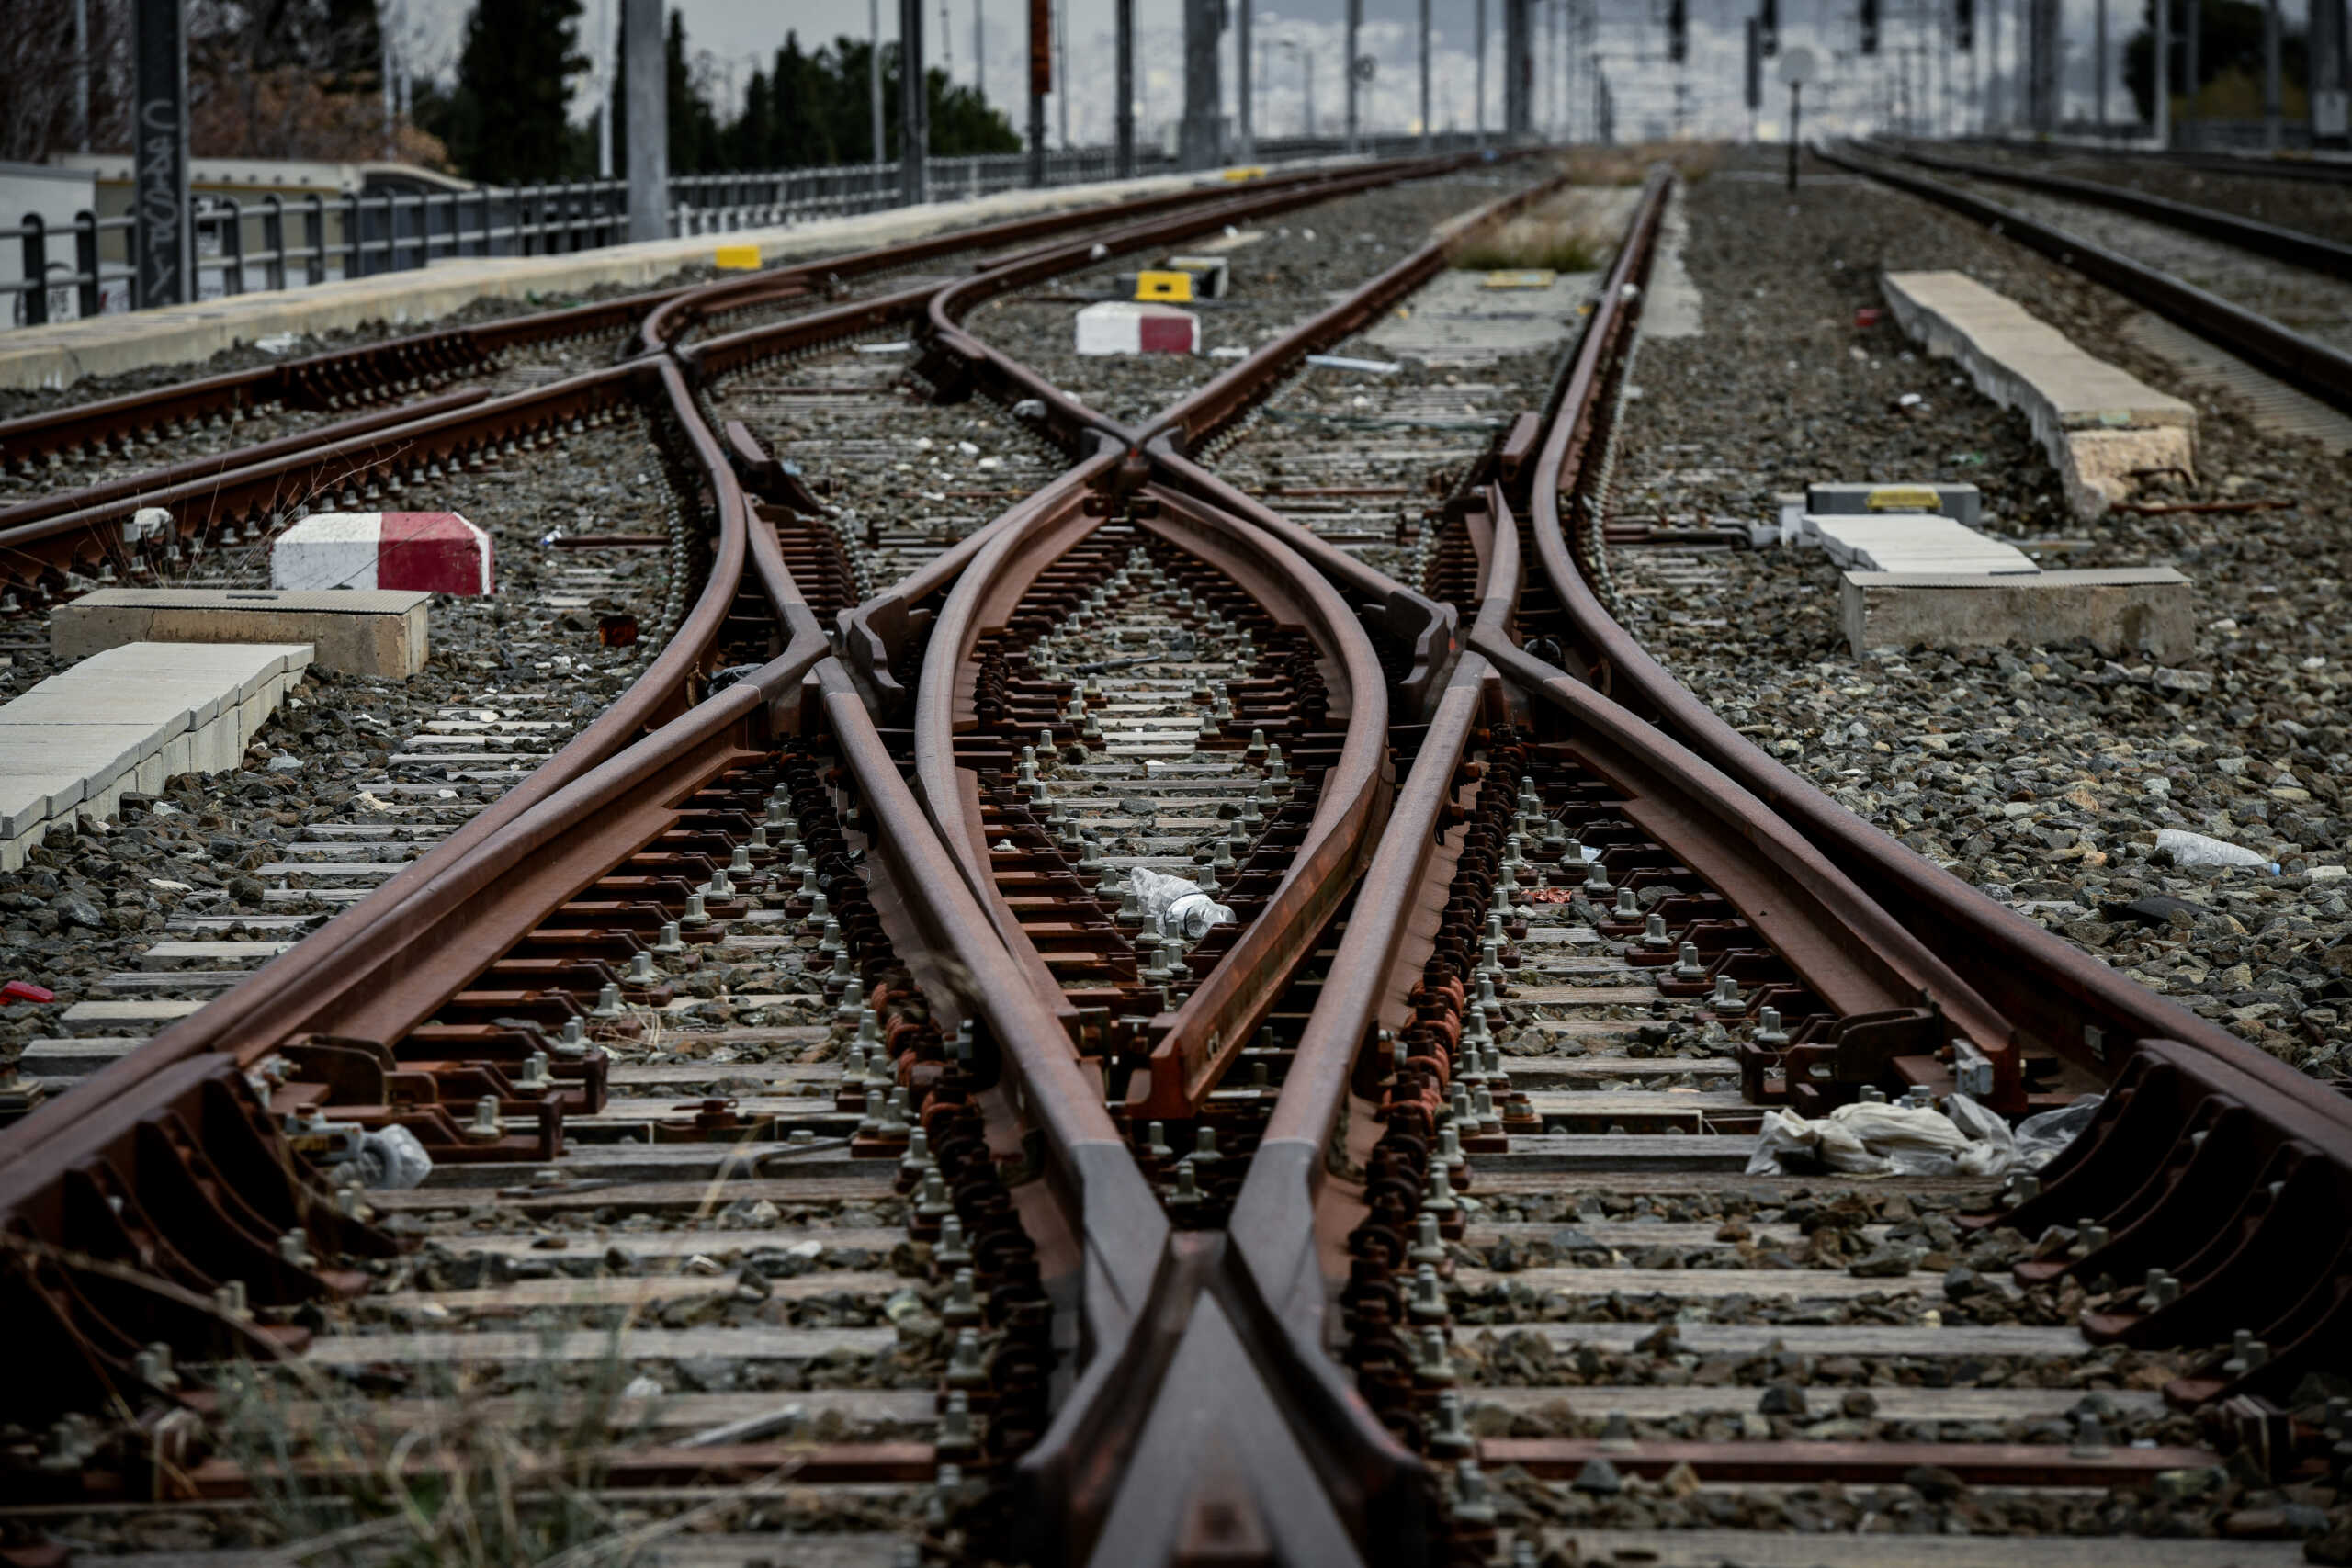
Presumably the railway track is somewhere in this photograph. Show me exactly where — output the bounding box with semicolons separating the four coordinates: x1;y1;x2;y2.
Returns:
1822;139;2352;418
2;151;2348;1568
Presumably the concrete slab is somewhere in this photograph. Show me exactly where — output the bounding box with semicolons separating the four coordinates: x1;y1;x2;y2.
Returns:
0;640;311;868
54;587;430;676
0;165;1293;393
1366;266;1601;366
1880;270;2196;518
1840;566;2193;661
1803;513;2040;574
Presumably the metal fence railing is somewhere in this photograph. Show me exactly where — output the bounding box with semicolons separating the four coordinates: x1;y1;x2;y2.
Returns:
5;130;1499;331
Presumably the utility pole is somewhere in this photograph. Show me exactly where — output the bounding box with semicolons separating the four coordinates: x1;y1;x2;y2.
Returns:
133;0;189;307
594;0;612;176
1028;0;1048;183
899;0;929;202
1986;0;2002;131
2154;0;2169;142
1056;0;1069;147
74;0;91;152
2314;0;2349;148
1115;0;1136;174
976;0;985;101
2185;0;2200;145
1419;0;1432;149
2262;0;2282;149
624;0;664;242
1240;0;1255;156
1346;0;1363;152
870;0;886;162
2095;0;2107;131
380;0;397;157
1504;0;1531;140
1476;0;1487;144
1182;0;1222;168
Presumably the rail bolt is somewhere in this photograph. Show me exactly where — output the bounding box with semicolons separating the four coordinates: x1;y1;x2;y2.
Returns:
936;1214;974;1269
1167;1160;1206;1216
942;1269;984;1329
1671;942;1706;981
1409;1213;1448;1269
1408;1263;1449;1325
1428;1389;1475;1458
1414;1325;1458;1387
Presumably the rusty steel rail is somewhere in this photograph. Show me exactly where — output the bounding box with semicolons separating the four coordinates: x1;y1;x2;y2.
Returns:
918;155;1489;453
1866;137;2352;282
1126;484;1391;1117
0;389;492;536
1524;159;2352;1118
0;362;650;596
1817;139;2352;414
0;157;1504;1463
0;285;690;473
639;158;1384;356
1954;134;2352;186
1142;168;1566;457
1513;162;2352;1407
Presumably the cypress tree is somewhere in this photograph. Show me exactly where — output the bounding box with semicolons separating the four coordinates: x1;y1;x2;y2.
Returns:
445;0;588;184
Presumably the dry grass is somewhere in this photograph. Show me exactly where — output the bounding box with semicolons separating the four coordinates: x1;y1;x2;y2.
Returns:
1554;141;1727;186
1452;141;1725;273
218;1331;655;1567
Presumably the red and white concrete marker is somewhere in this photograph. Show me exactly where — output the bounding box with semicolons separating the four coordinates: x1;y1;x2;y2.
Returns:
271;512;495;595
1074;301;1200;355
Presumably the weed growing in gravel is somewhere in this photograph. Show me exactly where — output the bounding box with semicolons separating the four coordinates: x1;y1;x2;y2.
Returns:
218;1327;658;1565
1454;222;1604;275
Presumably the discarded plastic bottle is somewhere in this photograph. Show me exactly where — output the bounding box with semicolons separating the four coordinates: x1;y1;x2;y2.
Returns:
2154;829;2279;874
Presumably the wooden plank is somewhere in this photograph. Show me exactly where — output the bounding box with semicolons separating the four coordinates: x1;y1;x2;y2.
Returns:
1465;1221;1893;1250
372;1269;904;1314
1520;1324;2086;1358
1531;1529;2299;1566
417;1142;873;1188
609;1062;834;1088
443;1227;906;1258
367;1173;896;1213
1464;1385;2161;1423
1510;985;1658;1004
1524;1090;1752;1116
1454;1265;2015;1300
1506;1056;1737;1082
1480;1134;1756;1172
1473;1170;1992;1200
299;1325;899;1368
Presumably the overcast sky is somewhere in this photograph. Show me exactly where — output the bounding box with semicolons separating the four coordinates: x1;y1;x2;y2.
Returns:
395;0;2317;146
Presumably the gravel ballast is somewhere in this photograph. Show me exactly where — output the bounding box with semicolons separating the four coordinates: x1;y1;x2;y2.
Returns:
1595;150;2352;1077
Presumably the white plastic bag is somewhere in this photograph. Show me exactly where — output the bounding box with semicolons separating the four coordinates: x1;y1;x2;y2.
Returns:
1127;866;1235;939
2014;1094;2103;1170
1746;1097;2015;1179
356;1124;434;1190
2155;829;2279;874
1941;1092;2018;1179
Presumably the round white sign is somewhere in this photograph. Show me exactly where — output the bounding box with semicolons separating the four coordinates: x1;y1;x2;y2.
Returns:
1778;45;1818;85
